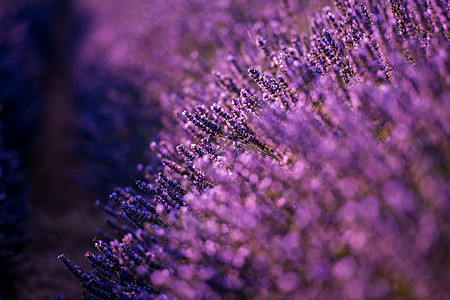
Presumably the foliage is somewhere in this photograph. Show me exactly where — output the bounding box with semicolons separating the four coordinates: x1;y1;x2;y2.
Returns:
61;0;449;299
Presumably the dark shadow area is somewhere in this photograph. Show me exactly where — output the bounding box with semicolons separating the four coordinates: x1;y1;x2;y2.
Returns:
0;0;161;298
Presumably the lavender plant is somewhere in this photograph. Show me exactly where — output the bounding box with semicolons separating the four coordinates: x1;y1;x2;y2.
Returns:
72;65;161;195
0;3;43;296
0;131;29;295
61;0;449;298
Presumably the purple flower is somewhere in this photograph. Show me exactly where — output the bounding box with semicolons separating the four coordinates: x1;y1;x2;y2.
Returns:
61;0;450;298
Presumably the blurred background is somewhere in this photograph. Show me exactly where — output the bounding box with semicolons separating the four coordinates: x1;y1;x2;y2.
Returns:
0;0;328;298
0;0;166;298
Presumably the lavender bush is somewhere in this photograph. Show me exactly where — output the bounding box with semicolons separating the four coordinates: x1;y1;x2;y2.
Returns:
61;0;449;298
0;130;29;294
0;2;43;295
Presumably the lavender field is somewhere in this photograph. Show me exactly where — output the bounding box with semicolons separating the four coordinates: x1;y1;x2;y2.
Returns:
1;0;449;299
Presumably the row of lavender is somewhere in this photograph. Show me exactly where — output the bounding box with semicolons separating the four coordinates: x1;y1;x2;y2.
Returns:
61;0;449;299
0;131;29;292
0;2;41;293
